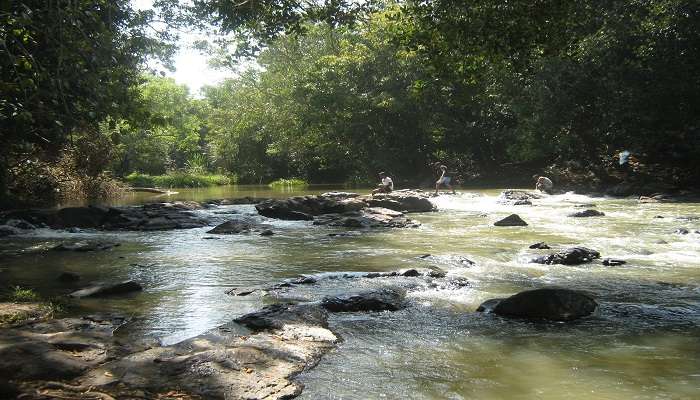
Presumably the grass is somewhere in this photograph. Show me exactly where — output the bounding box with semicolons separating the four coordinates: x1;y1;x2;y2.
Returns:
0;286;71;326
268;178;309;187
124;172;236;188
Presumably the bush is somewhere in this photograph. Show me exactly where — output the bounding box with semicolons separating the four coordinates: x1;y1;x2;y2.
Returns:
268;178;309;187
8;286;40;303
124;172;235;188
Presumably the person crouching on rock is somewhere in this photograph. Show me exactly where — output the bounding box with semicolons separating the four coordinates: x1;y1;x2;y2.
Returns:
533;174;554;194
434;163;456;195
372;172;393;196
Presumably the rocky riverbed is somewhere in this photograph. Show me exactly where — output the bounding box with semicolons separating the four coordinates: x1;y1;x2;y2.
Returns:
1;187;699;400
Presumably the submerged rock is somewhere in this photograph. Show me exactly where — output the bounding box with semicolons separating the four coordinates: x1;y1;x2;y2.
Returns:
52;241;120;252
478;288;598;321
674;228;690;235
602;258;627;266
207;219;271;234
529;242;551;249
494;214;528;226
57;272;81;283
235;303;329;331
68;281;143;298
531;246;601;265
321;288;406;312
568;209;605;217
0;225;21;237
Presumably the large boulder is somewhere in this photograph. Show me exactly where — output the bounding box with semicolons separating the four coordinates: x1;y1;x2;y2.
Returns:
494;214;528;226
321;288;406;312
68;281;143;298
478;287;598;321
53;206;110;228
532;246;600;265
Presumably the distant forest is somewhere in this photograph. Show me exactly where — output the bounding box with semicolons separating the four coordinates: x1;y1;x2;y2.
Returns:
2;1;699;205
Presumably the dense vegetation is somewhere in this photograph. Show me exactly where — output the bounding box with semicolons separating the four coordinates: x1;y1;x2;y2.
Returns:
2;0;699;205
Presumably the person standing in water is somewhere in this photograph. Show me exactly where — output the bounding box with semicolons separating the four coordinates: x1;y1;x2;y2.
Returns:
434;162;456;195
372;172;393;195
533;174;554;194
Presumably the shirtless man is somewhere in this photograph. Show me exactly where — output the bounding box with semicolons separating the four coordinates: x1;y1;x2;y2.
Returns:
533;174;554;194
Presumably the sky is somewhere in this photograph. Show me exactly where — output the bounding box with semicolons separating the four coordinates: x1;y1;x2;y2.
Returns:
132;0;235;96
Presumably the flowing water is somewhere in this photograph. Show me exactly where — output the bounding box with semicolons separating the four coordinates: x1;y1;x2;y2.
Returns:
1;185;699;399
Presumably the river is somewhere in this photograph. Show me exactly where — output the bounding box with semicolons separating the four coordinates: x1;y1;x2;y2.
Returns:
1;185;699;399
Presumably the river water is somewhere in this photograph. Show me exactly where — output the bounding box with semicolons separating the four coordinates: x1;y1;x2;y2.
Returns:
1;185;699;399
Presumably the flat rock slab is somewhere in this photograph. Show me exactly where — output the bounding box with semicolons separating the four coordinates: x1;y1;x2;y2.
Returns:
313;207;420;228
494;214;528;226
68;281;143;298
499;190;543;201
365;191;434;212
478;287;598;321
531;247;601;265
321;288;406;312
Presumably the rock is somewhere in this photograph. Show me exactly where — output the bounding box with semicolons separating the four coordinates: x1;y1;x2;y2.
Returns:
402;269;421;277
499;190;543;201
321;288;406;312
426;268;447;278
654;215;664;218
260;229;275;236
235;303;329;331
54;206;109;228
4;219;36;230
321;192;360;199
674;228;690;234
52;241;120;252
475;298;503;313
494;214;528;226
206;220;270;234
68;281;143;298
0;225;20;237
255;196;346;220
532;246;600;265
57;272;81;283
602;258;627;266
313;207;420;228
655;239;668;244
367;191;434;213
568;209;605;217
574;203;597;208
513;199;532;206
482;288;598;321
529;242;551;249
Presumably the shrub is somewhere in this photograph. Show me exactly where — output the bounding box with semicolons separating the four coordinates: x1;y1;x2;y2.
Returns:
268;178;309;187
8;286;40;303
124;172;235;188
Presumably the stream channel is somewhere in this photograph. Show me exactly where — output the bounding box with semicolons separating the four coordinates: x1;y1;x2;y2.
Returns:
1;185;699;399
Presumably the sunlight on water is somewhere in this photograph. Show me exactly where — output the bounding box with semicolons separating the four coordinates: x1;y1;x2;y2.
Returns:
2;185;699;398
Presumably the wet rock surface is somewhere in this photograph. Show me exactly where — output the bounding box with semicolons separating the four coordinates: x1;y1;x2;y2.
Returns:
313;207;420;228
602;258;627;266
532;246;601;265
478;287;598;321
494;214;528;226
499;190;543;202
321;288;406;312
1;202;210;231
207;219;272;234
568;209;605;217
529;242;551;249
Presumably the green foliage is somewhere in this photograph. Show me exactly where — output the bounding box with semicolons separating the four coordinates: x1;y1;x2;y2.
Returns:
8;286;40;303
268;178;309;188
124;172;234;188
